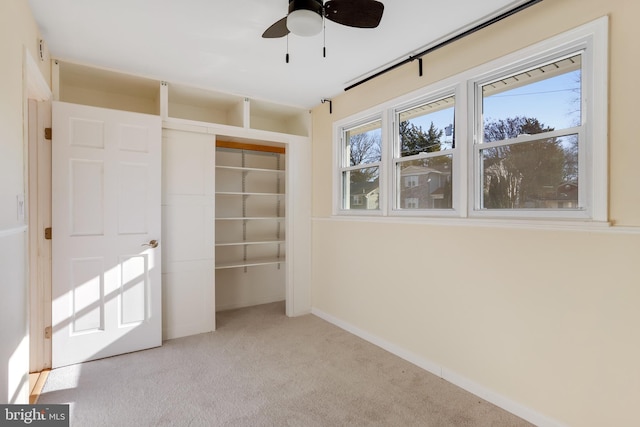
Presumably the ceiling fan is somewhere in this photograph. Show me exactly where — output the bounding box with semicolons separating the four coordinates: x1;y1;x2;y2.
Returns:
262;0;384;39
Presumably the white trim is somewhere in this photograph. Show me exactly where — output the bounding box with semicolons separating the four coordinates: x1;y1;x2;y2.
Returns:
51;60;60;101
587;17;609;222
440;367;567;427
311;215;640;235
312;307;567;427
0;226;28;238
312;307;442;376
162;118;309;145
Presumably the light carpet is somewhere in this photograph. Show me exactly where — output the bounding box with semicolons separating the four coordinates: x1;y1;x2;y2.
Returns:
38;301;533;426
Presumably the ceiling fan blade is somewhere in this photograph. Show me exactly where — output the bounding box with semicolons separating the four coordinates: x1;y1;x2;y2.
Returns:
262;17;289;38
324;0;384;28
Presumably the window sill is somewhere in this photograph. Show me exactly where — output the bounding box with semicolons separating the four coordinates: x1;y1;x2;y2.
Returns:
322;214;625;233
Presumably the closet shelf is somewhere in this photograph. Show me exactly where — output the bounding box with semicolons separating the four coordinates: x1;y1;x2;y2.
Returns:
216;191;284;196
216;165;285;174
216;217;285;221
215;144;285;280
215;257;285;270
215;239;285;247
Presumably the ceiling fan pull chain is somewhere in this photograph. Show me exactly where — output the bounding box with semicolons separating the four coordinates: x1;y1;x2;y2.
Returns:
323;15;327;58
286;35;290;63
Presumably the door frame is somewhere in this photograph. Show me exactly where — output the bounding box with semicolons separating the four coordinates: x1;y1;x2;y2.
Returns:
25;49;52;373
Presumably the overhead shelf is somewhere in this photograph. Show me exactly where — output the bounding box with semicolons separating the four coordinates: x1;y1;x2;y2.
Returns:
53;60;310;138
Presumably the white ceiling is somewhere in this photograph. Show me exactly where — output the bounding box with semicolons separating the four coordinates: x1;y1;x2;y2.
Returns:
28;0;532;109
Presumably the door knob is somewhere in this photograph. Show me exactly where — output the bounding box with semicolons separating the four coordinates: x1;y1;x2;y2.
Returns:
142;239;159;248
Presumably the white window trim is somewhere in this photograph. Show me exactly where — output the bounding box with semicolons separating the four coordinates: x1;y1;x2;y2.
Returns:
391;87;461;217
334;113;386;216
467;18;608;221
332;16;608;225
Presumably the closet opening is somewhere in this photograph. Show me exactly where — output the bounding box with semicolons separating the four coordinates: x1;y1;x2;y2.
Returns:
215;140;287;314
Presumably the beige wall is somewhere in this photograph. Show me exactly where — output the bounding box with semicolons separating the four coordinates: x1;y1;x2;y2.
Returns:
311;1;640;426
0;1;50;228
0;0;51;404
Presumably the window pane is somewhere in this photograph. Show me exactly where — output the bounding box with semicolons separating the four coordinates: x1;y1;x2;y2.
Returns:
397;156;452;209
345;120;382;166
482;54;582;139
343;167;379;210
398;96;454;156
481;135;579;209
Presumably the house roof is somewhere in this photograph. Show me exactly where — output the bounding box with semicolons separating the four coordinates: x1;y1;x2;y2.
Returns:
400;165;450;176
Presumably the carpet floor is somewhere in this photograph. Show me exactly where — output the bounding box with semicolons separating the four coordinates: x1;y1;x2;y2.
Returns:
38;301;533;426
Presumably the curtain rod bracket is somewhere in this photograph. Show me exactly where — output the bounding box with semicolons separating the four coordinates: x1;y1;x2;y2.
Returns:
321;98;333;114
409;56;424;77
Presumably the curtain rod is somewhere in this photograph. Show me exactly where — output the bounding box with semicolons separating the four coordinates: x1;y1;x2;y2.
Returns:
344;0;543;92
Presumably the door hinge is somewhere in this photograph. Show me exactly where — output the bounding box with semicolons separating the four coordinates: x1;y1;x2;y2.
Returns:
44;326;52;339
44;227;52;240
44;127;52;140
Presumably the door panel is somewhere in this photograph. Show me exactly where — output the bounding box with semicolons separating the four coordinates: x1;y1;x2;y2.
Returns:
52;102;161;368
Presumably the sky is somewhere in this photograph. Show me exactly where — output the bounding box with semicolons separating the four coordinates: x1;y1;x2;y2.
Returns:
408;69;581;150
483;70;581;131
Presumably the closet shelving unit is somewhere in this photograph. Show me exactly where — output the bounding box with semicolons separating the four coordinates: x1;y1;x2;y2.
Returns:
214;142;286;271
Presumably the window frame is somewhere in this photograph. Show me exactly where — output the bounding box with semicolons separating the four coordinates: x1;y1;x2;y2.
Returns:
470;48;592;219
335;114;386;216
332;17;608;224
391;89;460;217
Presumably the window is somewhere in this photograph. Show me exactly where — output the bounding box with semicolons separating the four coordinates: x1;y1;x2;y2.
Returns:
405;198;419;209
395;95;455;211
405;176;419;188
475;53;583;212
339;119;382;211
334;18;607;223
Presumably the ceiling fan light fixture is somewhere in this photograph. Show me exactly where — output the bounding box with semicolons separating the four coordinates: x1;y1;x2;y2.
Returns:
287;9;323;36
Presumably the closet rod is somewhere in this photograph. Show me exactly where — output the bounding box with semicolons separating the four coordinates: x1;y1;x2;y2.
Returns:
217;140;285;154
344;0;543;92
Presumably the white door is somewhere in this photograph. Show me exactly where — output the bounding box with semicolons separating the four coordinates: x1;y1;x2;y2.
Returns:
51;102;162;368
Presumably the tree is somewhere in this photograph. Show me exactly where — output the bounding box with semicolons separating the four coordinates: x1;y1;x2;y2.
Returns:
483;116;567;208
348;130;381;184
399;121;442;157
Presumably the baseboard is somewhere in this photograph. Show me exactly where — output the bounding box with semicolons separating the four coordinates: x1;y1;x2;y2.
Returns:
311;307;567;427
163;320;215;341
215;295;285;313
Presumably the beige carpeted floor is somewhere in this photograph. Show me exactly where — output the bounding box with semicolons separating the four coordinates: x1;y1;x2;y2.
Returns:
38;301;533;426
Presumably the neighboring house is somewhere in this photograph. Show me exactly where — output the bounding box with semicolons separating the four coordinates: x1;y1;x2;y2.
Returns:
349;181;380;210
400;164;451;209
546;182;579;209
